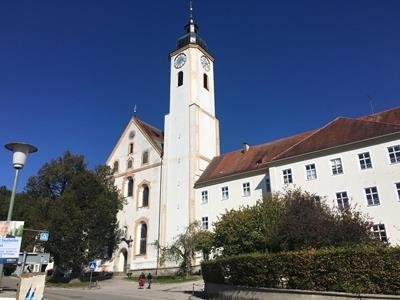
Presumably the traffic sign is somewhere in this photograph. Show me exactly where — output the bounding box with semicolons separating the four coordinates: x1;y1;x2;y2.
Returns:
39;231;49;241
89;261;96;270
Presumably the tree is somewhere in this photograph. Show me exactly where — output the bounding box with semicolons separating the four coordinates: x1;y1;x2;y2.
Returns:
213;205;267;257
275;188;376;251
212;188;378;257
24;151;123;275
156;222;209;277
0;186;11;219
193;230;214;260
213;196;285;257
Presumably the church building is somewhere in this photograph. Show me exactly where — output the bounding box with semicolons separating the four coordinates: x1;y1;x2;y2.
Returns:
106;5;400;273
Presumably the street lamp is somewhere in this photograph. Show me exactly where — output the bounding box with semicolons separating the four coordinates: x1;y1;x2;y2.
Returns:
0;142;37;283
4;142;38;221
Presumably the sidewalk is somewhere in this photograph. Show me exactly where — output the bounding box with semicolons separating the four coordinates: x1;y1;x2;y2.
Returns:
101;276;206;299
0;275;206;300
0;276;18;299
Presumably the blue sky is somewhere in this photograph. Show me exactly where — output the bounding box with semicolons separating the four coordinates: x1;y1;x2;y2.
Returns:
0;1;399;191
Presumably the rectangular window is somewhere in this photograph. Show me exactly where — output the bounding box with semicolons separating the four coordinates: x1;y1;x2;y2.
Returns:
221;186;229;200
358;152;372;169
265;178;271;193
201;190;208;204
372;224;388;243
142;151;149;164
305;164;317;180
283;169;293;184
331;158;343;175
242;182;251;197
396;182;400;201
203;74;209;90
365;186;380;206
388;145;400;163
201;217;209;230
177;71;183;86
336;191;349;210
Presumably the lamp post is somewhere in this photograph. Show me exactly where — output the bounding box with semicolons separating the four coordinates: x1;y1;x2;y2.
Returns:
5;142;38;221
0;142;37;282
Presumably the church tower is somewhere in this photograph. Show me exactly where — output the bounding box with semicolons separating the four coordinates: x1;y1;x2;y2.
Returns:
160;3;220;249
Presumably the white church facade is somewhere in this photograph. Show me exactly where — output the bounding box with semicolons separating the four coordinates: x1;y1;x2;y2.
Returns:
106;6;400;273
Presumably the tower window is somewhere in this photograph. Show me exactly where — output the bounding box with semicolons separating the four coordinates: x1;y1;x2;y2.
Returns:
203;73;209;90
178;71;183;86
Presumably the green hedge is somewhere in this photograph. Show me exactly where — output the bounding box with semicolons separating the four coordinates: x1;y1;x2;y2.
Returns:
201;245;400;295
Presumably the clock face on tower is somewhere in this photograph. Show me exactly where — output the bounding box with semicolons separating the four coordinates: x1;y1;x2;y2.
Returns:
174;53;187;69
200;55;210;72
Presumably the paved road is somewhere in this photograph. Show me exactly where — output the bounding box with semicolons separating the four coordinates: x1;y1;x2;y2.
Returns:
0;276;205;300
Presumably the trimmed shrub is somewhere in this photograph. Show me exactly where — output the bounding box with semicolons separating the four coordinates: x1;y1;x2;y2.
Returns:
201;245;400;295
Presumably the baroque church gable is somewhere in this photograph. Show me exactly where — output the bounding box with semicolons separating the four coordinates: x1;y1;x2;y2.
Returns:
106;117;163;175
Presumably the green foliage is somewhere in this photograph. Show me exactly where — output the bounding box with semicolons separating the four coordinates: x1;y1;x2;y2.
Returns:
10;151;123;275
3;263;17;276
0;186;11;219
155;222;209;277
213;203;275;257
212;188;378;257
193;229;214;260
276;188;375;251
202;245;400;295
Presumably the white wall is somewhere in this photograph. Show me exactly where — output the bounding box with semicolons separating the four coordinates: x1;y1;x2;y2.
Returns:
270;139;400;244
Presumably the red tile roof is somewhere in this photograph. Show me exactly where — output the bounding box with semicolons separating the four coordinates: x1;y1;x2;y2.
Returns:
135;117;164;153
358;108;400;125
195;107;400;187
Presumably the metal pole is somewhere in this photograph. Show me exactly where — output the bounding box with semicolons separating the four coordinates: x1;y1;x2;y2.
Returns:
21;251;27;274
0;168;21;288
7;168;21;221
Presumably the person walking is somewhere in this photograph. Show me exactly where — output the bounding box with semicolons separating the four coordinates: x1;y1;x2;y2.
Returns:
138;272;146;289
146;273;153;289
